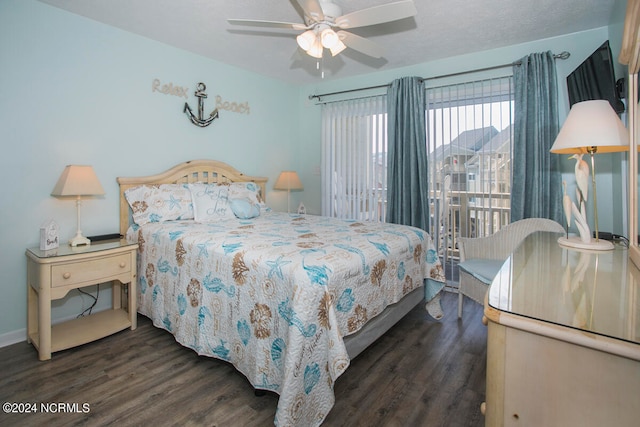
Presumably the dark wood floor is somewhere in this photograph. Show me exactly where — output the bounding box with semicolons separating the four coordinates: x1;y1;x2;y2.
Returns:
0;291;486;427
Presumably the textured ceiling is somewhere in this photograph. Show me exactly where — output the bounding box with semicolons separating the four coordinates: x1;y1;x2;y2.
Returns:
38;0;616;85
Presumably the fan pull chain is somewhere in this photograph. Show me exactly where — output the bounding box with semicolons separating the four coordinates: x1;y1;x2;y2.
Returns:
317;57;325;79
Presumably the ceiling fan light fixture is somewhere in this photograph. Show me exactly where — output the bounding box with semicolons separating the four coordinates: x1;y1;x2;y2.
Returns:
296;29;316;51
320;28;339;49
329;39;347;56
229;0;415;63
306;37;324;58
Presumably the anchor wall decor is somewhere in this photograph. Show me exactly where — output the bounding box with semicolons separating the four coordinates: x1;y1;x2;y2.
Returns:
184;82;219;127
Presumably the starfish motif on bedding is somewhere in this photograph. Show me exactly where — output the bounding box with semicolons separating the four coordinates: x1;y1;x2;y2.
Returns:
267;255;291;280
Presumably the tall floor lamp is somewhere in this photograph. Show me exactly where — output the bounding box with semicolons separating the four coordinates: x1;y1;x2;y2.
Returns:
51;165;105;246
274;171;304;213
550;100;629;251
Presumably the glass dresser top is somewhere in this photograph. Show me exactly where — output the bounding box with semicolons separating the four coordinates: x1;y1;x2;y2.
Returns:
488;231;640;346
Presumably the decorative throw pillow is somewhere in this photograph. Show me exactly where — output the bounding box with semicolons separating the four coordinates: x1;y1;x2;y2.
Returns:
124;184;193;226
229;198;261;219
227;182;266;208
188;183;235;222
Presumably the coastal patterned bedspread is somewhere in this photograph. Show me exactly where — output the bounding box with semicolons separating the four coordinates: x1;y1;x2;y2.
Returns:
129;211;445;426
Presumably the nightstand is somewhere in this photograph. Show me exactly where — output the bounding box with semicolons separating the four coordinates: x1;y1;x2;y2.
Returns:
26;240;138;360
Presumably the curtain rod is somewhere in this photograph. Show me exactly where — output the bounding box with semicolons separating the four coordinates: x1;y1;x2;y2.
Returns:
308;51;570;101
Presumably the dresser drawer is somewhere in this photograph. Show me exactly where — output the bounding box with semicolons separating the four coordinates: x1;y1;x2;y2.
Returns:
51;253;131;287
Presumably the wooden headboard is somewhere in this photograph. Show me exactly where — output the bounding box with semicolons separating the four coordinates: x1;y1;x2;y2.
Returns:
117;159;268;236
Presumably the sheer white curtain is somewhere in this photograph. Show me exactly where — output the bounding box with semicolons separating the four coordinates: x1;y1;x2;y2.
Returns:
321;95;387;221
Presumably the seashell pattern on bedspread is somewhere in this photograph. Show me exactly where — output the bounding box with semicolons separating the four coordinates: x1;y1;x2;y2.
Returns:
129;211;445;426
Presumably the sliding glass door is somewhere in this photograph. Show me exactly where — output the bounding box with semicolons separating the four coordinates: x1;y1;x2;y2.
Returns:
426;77;514;286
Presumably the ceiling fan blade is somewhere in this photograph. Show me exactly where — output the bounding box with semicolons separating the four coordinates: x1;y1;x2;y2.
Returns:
227;19;307;31
294;0;324;22
337;31;384;59
335;0;417;29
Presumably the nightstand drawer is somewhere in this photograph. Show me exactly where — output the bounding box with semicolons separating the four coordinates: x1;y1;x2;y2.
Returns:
51;253;131;287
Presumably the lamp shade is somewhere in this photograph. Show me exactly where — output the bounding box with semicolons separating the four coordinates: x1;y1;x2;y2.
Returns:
274;171;304;191
296;30;316;51
320;28;339;49
51;165;105;196
550;100;629;154
330;39;347;56
306;37;324;59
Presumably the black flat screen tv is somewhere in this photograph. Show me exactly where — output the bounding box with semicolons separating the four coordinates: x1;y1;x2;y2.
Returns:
566;40;625;114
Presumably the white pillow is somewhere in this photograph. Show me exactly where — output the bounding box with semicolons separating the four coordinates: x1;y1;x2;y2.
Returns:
189;183;235;222
124;184;193;225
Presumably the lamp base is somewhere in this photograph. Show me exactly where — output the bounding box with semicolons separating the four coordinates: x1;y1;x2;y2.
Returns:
557;236;614;251
69;232;91;247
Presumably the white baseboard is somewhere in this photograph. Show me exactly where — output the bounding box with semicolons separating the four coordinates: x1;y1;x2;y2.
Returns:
0;329;27;348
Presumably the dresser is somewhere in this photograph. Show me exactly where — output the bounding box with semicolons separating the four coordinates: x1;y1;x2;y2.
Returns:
483;231;640;426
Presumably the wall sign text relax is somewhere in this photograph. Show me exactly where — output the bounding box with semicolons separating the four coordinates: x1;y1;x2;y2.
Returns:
152;78;188;99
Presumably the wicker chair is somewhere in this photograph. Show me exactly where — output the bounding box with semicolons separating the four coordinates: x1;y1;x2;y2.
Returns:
457;218;564;318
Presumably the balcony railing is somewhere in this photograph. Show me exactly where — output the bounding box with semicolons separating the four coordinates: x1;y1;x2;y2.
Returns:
431;190;511;259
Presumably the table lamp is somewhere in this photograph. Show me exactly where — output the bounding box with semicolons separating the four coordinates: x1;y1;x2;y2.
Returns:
550;100;629;250
51;165;105;246
274;171;304;213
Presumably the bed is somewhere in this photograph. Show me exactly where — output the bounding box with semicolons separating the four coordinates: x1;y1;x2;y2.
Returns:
117;159;445;426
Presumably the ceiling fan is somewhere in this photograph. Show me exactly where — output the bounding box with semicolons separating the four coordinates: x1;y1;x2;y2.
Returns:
227;0;417;59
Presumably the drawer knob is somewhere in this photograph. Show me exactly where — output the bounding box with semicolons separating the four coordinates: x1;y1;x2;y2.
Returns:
119;262;126;268
63;272;71;279
482;315;488;326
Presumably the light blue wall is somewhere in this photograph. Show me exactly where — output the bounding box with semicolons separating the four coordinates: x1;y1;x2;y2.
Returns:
0;0;299;339
0;0;629;341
